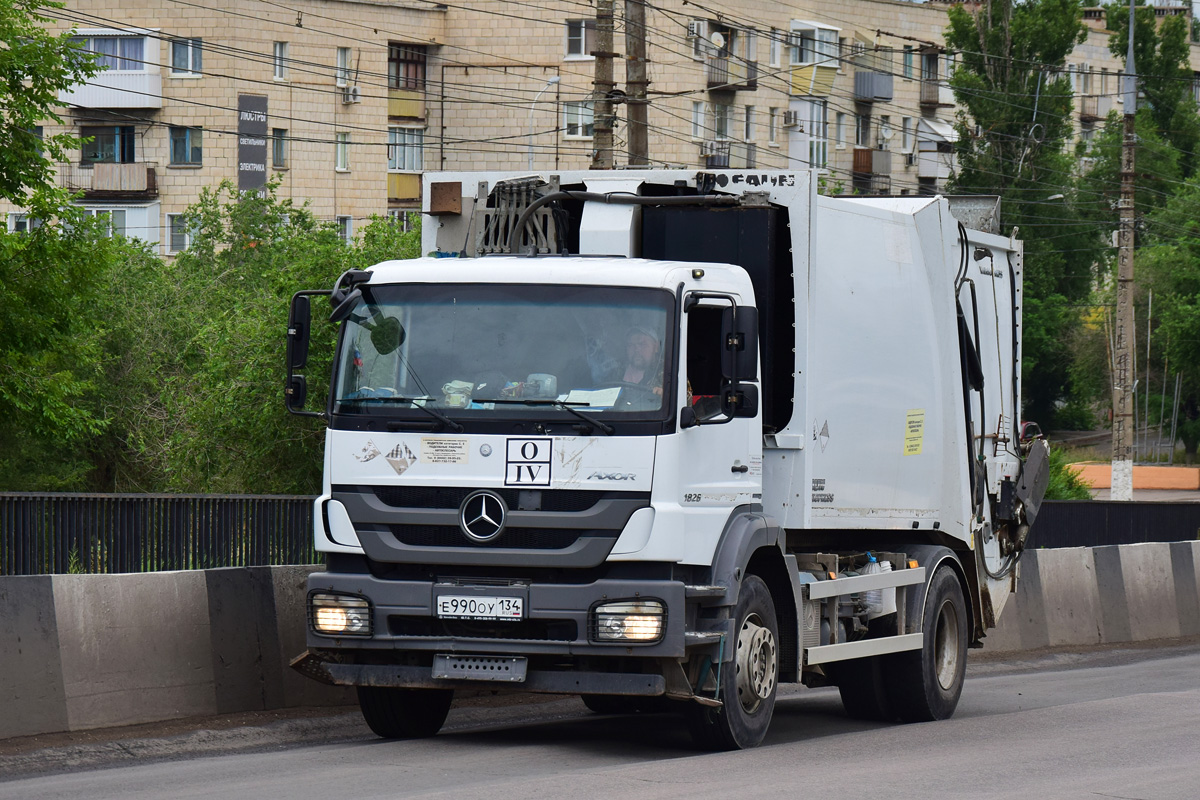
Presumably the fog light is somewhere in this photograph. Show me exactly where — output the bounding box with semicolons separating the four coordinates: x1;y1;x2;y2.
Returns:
310;593;372;636
592;600;665;643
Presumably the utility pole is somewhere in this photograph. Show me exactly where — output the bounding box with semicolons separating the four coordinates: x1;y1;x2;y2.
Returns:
592;0;615;169
1111;0;1137;501
625;0;649;165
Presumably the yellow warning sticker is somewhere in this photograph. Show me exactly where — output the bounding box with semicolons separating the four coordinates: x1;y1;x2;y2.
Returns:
904;409;925;456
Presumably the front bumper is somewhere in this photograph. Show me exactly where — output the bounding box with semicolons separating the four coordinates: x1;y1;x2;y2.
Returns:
305;570;691;658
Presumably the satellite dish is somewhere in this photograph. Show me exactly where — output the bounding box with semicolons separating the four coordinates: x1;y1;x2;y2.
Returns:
709;31;726;49
880;126;894;141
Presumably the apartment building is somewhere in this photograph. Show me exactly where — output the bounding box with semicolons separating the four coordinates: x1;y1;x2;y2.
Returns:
7;1;1200;251
4;0;444;252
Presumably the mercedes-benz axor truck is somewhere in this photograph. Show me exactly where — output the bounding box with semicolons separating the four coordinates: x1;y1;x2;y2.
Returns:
286;169;1048;750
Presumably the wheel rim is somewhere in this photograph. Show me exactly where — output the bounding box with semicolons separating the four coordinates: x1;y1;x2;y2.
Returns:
933;598;961;691
735;613;777;714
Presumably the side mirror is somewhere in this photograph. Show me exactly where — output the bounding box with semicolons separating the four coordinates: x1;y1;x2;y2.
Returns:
680;405;698;429
287;294;311;371
369;314;405;355
285;374;308;412
330;287;362;323
721;305;759;382
723;383;759;418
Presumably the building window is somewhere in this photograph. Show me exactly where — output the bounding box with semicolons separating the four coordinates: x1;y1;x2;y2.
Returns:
336;47;353;87
835;112;846;147
8;214;42;234
789;24;838;66
922;51;939;81
167;214;192;252
808;100;828;167
273;42;288;80
82;208;127;237
713;103;731;140
272;128;288;168
744;105;755;141
388;209;417;231
388;127;423;171
169;126;202;165
903;46;914;79
563;101;594;138
692;101;705;138
73;35;145;71
855;114;871;148
565;19;596;59
902;117;913;151
879;115;891;149
388;44;426;90
768;28;780;67
81;125;135;164
337;215;353;244
335;132;350;170
170;38;202;75
768;108;778;145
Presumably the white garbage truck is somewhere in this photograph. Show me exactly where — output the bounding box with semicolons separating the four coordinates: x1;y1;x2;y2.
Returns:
287;169;1049;750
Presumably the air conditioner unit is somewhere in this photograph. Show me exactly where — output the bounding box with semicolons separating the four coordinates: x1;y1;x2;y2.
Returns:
688;20;708;39
342;85;362;104
782;110;802;129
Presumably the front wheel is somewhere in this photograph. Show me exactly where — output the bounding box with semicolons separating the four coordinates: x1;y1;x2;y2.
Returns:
686;575;779;750
884;566;968;722
357;687;453;739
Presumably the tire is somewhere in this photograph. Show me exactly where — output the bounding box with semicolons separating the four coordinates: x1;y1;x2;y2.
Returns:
831;656;893;721
581;694;671;715
686;575;779;750
884;566;968;722
357;686;454;739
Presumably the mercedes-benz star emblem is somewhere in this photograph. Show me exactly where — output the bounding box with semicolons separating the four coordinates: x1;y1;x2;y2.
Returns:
459;490;507;542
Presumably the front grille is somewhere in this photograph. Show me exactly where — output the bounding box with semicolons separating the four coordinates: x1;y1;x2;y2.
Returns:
389;524;603;550
335;485;622;513
389;615;578;641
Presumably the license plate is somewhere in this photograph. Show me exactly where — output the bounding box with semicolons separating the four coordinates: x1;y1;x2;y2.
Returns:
436;595;523;621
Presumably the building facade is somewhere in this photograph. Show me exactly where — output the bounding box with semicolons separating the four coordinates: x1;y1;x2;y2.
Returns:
5;1;1199;252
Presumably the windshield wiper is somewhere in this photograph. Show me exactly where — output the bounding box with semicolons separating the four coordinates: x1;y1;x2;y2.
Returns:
338;395;464;433
488;398;614;435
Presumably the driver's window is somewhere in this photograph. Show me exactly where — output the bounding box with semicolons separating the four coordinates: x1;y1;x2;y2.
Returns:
687;306;725;419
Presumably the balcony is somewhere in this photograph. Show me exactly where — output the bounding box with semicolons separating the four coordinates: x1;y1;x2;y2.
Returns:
728;141;757;169
388;172;421;201
59;162;158;200
59;71;162;110
700;139;730;168
853;71;894;103
919;79;955;108
388;89;425;119
706;58;758;91
917;147;955;181
852;147;891;176
791;64;837;97
1079;94;1112;122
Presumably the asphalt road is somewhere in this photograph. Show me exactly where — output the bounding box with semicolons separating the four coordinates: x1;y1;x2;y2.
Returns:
3;643;1199;799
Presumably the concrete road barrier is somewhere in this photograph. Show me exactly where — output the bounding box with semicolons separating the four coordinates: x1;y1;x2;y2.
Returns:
3;541;1198;739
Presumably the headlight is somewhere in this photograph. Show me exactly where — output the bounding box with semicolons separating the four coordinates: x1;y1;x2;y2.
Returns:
592;599;665;643
310;593;372;637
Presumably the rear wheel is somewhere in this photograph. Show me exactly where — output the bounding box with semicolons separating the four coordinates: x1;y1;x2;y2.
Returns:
885;566;968;722
686;575;779;750
357;687;454;739
832;656;893;721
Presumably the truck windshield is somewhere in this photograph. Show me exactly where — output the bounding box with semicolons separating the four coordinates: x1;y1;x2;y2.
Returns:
333;284;674;423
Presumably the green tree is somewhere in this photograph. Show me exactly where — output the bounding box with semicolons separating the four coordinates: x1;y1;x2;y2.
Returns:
0;0;98;214
88;182;421;493
945;0;1105;425
1134;176;1200;461
1106;2;1200;177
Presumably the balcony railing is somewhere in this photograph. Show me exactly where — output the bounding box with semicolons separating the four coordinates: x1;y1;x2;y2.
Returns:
852;147;891;175
58;71;163;110
1079;94;1112;122
60;162;159;199
706;57;758;91
919;79;955;107
853;71;894;103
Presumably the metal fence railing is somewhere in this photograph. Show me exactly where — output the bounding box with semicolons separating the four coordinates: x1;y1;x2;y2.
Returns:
1032;501;1200;549
0;494;317;576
